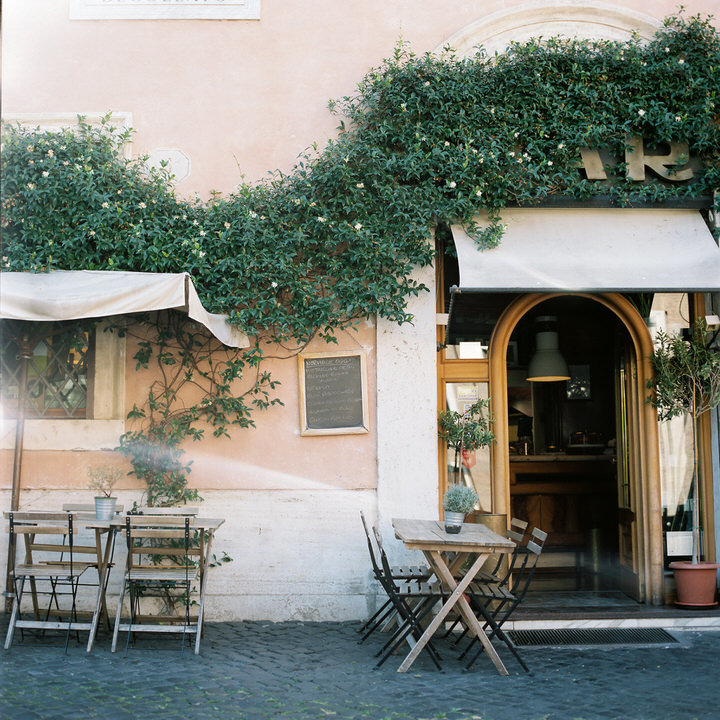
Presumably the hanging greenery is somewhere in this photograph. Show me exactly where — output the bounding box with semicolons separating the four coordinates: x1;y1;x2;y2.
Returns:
1;11;718;505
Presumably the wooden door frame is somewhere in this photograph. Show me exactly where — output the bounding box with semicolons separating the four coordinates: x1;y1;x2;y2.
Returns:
487;292;665;605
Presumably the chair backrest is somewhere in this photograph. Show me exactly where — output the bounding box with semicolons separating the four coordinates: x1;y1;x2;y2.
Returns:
505;526;548;608
507;517;529;545
359;511;385;582
6;511;79;571
62;503;125;514
487;517;529;580
123;515;199;571
133;506;199;516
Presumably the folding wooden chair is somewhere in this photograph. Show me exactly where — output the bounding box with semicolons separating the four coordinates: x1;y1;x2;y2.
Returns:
462;527;548;672
369;526;445;669
4;511;92;652
111;515;203;655
358;512;432;643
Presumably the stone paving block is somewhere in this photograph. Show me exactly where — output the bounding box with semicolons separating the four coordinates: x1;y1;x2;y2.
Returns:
1;618;719;719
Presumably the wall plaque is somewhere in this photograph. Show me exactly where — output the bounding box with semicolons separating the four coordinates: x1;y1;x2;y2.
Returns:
298;351;368;436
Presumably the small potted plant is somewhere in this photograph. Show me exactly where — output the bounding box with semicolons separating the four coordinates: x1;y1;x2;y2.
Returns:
87;464;123;520
648;318;720;606
442;484;479;533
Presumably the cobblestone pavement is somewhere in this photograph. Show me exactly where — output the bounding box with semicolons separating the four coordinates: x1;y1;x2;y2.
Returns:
1;617;718;720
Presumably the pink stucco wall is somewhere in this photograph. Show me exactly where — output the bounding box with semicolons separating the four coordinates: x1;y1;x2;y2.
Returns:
5;1;714;198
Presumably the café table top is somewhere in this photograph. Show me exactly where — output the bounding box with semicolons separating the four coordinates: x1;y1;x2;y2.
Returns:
392;518;514;553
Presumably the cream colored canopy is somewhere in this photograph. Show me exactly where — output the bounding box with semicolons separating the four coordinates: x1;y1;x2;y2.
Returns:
451;208;720;292
0;270;249;348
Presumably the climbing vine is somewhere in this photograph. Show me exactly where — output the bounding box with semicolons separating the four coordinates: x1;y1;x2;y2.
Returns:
1;11;719;505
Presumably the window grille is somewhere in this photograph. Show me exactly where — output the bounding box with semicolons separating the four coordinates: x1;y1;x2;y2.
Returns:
0;322;91;418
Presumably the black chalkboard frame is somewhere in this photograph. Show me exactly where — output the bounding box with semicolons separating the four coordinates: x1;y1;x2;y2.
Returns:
298;350;369;436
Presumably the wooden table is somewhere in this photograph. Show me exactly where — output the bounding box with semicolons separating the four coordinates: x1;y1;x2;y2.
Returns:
391;518;515;675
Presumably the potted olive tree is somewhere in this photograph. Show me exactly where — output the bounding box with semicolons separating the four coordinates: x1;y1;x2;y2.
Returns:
649;318;720;606
438;398;494;532
87;464;123;520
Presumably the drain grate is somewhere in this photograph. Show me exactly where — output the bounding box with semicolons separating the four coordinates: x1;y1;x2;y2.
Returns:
508;627;679;647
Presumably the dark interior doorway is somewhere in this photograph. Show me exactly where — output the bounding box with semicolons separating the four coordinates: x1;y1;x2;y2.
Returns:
507;296;627;592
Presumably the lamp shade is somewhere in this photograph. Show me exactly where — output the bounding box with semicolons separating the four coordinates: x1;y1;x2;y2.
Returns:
526;316;570;382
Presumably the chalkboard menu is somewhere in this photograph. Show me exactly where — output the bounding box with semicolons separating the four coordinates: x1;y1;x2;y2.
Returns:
298;351;369;435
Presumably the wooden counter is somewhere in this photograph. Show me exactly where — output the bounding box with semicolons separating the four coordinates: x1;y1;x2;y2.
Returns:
509;453;616;547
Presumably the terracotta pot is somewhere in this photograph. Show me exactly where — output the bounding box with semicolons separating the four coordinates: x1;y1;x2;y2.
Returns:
669;561;720;608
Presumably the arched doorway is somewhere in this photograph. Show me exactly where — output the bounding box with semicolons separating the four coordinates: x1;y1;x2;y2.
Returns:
488;292;664;604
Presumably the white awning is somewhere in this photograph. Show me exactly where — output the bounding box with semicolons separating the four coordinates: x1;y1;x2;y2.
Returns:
0;270;249;348
451;208;720;292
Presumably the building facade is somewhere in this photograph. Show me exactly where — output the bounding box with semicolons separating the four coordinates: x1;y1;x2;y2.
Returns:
1;0;719;619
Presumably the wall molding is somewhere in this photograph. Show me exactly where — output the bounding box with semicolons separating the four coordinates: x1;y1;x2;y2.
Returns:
438;1;661;57
69;0;261;21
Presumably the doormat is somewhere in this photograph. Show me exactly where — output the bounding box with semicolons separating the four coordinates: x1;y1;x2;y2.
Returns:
508;627;679;647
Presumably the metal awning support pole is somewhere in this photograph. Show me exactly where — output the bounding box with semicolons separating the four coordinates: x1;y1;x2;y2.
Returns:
4;335;33;613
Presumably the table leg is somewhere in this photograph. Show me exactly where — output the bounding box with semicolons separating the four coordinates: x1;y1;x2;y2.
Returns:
86;527;116;652
396;550;508;675
429;550;509;676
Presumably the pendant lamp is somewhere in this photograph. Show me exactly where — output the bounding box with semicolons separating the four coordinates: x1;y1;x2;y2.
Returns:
526;315;570;382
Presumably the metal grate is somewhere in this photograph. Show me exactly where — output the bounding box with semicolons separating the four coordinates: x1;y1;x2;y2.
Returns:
508;627;679;647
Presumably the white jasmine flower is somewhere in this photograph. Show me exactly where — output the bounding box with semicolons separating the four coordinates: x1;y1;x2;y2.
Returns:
309;202;316;207
317;216;327;223
638;109;646;116
28;159;34;165
47;149;54;158
508;152;515;157
26;145;34;152
224;222;231;229
138;202;147;209
198;250;206;258
548;161;553;166
192;219;198;225
444;141;451;147
249;211;258;218
293;198;301;204
354;222;363;230
26;183;35;190
271;281;278;288
199;230;206;236
63;160;70;166
356;182;364;189
88;230;96;236
675;116;682;122
448;181;457;188
665;46;670;52
102;202;109;208
514;132;520;138
400;103;407;111
424;81;430;86
517;157;523;163
678;58;685;65
558;143;565;150
42;171;49;177
475;189;482;197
